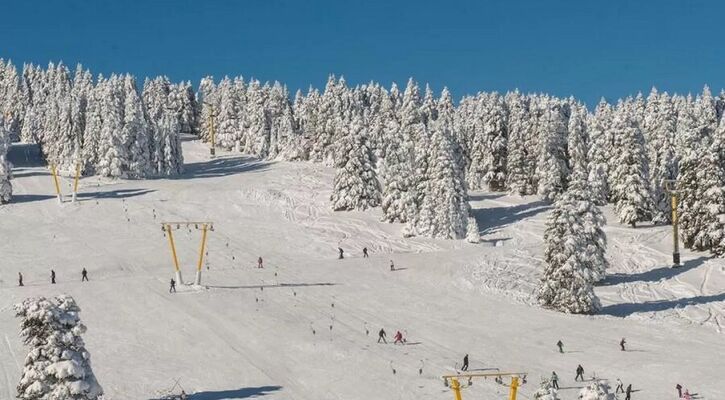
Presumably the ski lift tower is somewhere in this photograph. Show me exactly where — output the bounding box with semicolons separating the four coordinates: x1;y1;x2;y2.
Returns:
161;222;214;285
664;179;681;268
441;371;527;400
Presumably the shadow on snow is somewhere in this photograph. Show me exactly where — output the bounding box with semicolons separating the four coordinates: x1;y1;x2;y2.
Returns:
207;282;337;290
470;199;550;235
188;386;282;400
600;292;725;317
599;256;712;286
180;156;272;180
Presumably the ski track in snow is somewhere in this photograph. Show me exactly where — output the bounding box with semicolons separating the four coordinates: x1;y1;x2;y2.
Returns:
0;140;723;400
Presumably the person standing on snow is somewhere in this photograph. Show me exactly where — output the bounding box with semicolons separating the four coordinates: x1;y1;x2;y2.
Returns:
258;257;264;269
390;260;395;271
393;330;404;344
363;247;369;258
461;354;469;371
169;278;176;293
575;364;584;381
615;378;624;393
81;268;89;282
625;384;632;400
18;272;23;287
675;384;682;398
556;340;563;353
550;371;559;389
338;247;344;259
51;270;56;284
620;337;627;351
377;328;387;343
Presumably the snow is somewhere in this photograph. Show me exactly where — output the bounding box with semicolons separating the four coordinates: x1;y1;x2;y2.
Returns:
0;139;723;399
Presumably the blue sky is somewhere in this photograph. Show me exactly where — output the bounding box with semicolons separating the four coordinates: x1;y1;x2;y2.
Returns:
1;1;722;106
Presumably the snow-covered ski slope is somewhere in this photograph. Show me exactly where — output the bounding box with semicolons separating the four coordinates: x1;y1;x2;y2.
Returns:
1;139;723;400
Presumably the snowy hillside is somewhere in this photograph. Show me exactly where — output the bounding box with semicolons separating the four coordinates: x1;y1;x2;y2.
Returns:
1;139;723;400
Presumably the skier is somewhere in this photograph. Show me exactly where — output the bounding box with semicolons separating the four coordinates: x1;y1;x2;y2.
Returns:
377;328;387;343
393;330;404;344
18;272;23;287
363;247;369;258
575;364;584;382
625;384;632;400
338;247;344;259
51;270;56;284
682;389;691;400
258;257;264;269
620;337;626;351
675;384;682;398
390;260;395;271
461;354;469;371
180;390;187;400
615;378;624;393
169;278;176;293
550;371;559;389
81;268;89;282
556;340;563;353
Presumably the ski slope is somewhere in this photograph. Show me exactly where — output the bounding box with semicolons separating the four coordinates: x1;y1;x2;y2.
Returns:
0;138;723;400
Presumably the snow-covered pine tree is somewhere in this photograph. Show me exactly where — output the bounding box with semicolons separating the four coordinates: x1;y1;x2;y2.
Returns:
467;93;508;191
411;88;476;239
536;100;570;202
380;93;417;223
505;91;536;195
0;59;24;139
567;101;589;179
15;295;103;400
214;77;242;151
609;101;653;227
643;89;678;223
537;164;606;312
82;76;105;174
197;76;218;143
122;75;151;178
70;66;93;171
266;82;296;160
0;116;12;203
96;75;127;178
578;380;614;400
157;102;184;176
330;113;381;211
586;99;613;205
245;79;271;157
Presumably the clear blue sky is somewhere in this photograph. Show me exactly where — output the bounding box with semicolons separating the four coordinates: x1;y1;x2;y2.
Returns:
1;0;722;106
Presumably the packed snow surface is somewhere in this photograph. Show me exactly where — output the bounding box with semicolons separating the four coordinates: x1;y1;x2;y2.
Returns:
0;139;723;399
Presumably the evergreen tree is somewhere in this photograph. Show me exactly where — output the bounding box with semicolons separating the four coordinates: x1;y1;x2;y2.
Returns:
0;117;12;203
330;114;381;211
538;169;606;312
505;91;536;195
410;88;476;239
215;77;243;151
536;100;570;202
610;102;652;226
587;99;613;205
122;75;151;178
578;380;614;400
643;89;678;223
380;93;417;223
15;295;103;400
96;75;127;178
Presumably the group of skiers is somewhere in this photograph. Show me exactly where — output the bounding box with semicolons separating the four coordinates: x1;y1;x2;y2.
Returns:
337;247;398;272
17;268;89;286
377;328;405;344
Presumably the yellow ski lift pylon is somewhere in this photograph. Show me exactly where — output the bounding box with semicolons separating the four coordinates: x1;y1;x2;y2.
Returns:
161;222;214;286
441;372;527;400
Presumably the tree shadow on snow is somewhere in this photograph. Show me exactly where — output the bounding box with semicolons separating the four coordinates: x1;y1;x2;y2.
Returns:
469;192;507;201
207;282;337;290
600;292;725;317
9;194;57;204
77;188;156;200
599;256;712;286
173;386;282;400
7;143;45;167
470;200;550;235
179;156;272;180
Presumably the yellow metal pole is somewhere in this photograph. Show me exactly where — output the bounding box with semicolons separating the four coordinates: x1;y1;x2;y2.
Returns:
671;193;681;267
509;376;519;400
450;378;462;400
50;164;62;203
72;162;82;202
166;225;183;284
195;224;208;285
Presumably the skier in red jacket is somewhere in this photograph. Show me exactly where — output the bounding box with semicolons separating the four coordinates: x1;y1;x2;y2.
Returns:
393;330;404;344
